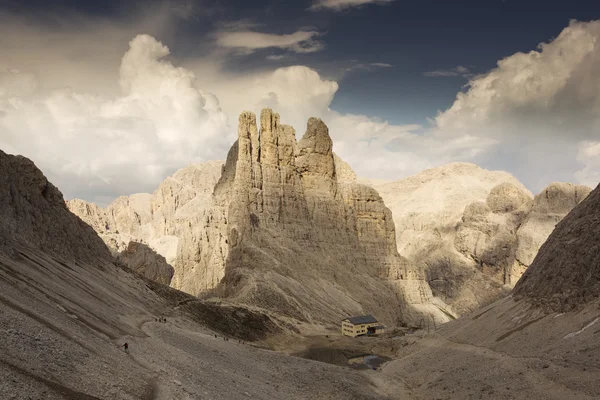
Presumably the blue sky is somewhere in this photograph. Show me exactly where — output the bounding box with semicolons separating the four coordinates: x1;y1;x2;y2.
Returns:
1;0;599;202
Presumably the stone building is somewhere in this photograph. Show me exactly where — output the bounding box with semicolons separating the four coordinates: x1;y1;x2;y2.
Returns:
341;315;385;337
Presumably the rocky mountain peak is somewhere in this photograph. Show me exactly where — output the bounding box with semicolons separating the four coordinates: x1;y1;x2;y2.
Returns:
296;117;335;179
174;109;453;326
531;182;592;214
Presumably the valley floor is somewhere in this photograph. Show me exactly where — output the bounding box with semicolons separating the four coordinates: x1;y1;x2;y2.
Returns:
0;248;402;400
266;296;600;400
3;246;600;400
109;315;406;400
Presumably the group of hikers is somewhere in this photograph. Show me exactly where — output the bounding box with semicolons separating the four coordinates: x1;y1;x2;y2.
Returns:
214;334;244;345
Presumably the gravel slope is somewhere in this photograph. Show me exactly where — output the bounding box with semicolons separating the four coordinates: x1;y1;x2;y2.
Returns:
0;245;400;399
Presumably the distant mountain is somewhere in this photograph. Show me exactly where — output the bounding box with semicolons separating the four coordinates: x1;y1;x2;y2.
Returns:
381;181;600;399
67;160;224;263
67;161;224;285
370;163;591;315
69;120;591;322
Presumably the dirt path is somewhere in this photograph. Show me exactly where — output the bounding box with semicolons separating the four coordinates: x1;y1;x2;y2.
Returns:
114;318;164;400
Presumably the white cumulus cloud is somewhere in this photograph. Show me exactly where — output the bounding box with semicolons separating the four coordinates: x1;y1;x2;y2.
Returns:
576;141;600;187
0;34;231;203
433;19;600;189
2;17;600;204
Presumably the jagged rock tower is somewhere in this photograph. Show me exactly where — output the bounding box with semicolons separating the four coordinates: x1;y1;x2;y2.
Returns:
174;109;451;326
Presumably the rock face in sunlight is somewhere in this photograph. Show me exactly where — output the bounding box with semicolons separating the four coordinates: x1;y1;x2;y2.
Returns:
66;118;591;322
176;109;452;326
67;161;224;280
371;164;591;315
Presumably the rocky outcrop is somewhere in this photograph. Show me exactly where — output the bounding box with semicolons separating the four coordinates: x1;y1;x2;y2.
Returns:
67;161;224;264
116;241;174;285
486;182;531;213
513;183;600;311
372;166;591;315
513;182;592;272
456;182;593;285
176;109;453;326
67;162;224;286
0;150;112;263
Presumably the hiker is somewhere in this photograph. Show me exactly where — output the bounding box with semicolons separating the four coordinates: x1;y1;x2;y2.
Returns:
123;342;129;353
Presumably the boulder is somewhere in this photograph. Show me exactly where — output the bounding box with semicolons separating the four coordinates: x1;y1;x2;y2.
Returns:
117;241;174;285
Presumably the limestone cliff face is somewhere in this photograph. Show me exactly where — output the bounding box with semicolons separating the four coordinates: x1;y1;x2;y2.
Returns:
176;109;451;326
455;181;592;286
67;161;224;263
514;183;592;269
372;165;591;315
454;182;532;285
67;162;223;286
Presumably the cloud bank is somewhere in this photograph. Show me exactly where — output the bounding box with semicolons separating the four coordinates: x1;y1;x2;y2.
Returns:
0;17;599;204
434;19;600;188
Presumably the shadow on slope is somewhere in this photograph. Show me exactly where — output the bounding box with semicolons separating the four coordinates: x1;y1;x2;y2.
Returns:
142;278;289;342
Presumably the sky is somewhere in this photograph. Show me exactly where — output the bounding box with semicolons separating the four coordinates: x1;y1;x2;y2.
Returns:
0;0;599;204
